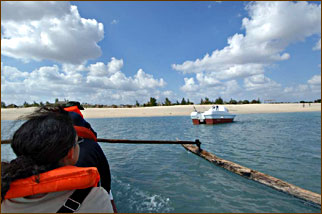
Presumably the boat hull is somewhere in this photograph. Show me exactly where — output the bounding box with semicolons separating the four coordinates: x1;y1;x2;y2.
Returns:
192;117;234;125
192;119;206;125
205;118;234;124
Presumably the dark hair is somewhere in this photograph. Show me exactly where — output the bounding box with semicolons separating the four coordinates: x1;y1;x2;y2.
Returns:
1;106;76;199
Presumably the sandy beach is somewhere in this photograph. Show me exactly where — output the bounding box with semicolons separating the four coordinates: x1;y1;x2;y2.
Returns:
1;103;320;121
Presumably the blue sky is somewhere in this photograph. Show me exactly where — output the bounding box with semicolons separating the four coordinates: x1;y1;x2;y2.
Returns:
1;1;321;105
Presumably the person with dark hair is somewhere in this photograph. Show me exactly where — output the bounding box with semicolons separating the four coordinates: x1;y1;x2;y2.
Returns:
68;112;111;192
1;107;114;213
64;104;117;212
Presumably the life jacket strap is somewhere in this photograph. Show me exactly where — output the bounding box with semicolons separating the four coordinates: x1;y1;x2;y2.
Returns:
57;187;93;213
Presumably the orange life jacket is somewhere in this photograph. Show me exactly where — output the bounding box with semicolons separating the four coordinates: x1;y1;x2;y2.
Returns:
74;125;97;142
63;106;97;142
64;106;84;118
4;166;100;199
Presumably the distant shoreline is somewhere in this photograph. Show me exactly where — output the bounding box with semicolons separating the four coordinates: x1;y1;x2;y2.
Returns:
1;103;320;121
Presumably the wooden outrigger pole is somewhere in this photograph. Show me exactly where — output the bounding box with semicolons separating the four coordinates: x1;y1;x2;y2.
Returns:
1;138;201;147
96;138;202;147
181;143;321;208
1;138;320;207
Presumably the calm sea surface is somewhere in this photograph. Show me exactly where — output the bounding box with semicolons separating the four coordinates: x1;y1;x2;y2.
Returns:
1;112;321;213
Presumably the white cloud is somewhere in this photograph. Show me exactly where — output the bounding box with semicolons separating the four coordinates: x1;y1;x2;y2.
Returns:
180;75;242;102
88;62;108;77
280;74;321;101
180;77;199;92
107;57;123;74
172;1;321;102
134;69;165;89
2;64;76;103
298;84;309;92
2;65;29;81
216;64;265;80
307;75;321;85
87;58;123;78
173;2;320;75
224;80;242;96
243;74;281;92
243;2;320;46
111;19;119;25
1;1;70;22
1;58;168;105
307;74;321;93
162;90;174;97
313;38;321;51
1;1;104;64
86;58;165;91
195;73;221;86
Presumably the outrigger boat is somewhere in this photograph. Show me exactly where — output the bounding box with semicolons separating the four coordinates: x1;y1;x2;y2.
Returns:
191;105;236;125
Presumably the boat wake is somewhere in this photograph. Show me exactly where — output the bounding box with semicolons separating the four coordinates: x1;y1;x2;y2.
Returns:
112;177;174;213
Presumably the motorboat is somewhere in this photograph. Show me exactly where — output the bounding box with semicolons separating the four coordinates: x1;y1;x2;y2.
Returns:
191;105;236;125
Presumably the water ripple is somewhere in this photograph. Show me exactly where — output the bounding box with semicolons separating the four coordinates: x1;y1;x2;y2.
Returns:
1;112;320;212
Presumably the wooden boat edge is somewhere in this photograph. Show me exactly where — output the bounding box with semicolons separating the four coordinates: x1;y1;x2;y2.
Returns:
181;144;321;208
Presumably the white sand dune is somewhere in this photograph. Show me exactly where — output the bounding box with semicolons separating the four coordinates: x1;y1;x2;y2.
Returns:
1;103;320;121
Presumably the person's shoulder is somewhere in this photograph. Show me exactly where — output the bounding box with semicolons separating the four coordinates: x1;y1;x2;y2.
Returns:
77;187;113;213
90;186;110;197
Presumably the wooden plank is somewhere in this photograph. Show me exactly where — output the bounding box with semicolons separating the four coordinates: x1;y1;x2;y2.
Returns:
182;144;321;207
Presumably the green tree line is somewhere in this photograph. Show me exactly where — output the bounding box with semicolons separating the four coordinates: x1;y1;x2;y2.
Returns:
1;97;321;109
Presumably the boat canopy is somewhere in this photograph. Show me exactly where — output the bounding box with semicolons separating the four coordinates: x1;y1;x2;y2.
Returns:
211;105;229;112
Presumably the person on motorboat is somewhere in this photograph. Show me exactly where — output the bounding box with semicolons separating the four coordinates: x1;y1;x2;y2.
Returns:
1;106;114;213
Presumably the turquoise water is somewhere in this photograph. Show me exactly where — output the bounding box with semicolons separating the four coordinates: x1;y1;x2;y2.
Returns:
1;112;321;212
